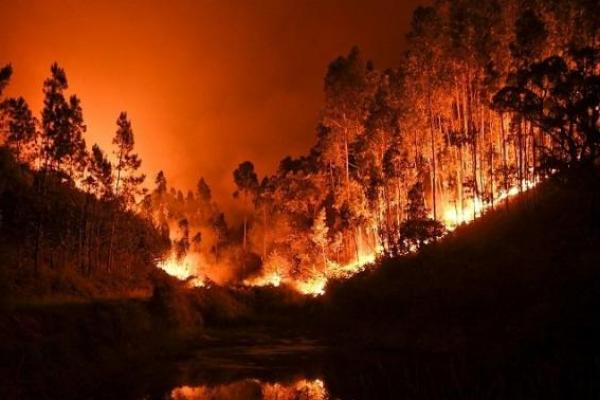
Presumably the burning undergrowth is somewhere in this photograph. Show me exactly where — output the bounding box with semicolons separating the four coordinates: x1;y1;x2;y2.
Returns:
156;177;537;296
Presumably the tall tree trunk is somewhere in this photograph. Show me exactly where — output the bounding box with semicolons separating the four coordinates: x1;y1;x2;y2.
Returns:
262;206;267;259
489;112;495;210
78;194;89;274
107;151;124;272
343;116;351;204
517;118;524;193
428;94;438;221
107;216;116;273
500;114;510;209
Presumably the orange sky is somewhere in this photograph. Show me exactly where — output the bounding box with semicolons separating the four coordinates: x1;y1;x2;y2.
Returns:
0;0;422;212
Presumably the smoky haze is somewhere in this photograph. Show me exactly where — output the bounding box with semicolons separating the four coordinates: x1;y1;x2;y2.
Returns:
0;0;423;215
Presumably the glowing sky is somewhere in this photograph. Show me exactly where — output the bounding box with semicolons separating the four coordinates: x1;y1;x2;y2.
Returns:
0;0;422;211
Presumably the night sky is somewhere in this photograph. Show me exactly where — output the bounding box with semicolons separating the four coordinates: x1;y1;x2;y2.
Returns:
0;0;424;211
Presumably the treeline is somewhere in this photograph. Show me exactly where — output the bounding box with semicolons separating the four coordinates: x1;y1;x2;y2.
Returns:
0;65;170;293
222;0;600;287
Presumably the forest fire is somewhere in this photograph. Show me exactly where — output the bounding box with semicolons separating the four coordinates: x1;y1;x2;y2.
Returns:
1;0;599;398
158;177;535;296
1;0;591;303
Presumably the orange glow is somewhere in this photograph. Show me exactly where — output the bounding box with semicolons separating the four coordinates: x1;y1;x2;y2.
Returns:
0;0;420;214
170;378;328;400
442;180;539;230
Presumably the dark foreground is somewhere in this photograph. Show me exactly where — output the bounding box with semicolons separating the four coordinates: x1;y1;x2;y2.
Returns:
1;171;600;399
3;321;598;399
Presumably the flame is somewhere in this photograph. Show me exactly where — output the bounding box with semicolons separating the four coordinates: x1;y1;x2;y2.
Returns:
158;253;205;288
158;179;539;297
244;244;379;296
442;179;538;229
326;248;378;279
293;276;327;296
244;271;282;288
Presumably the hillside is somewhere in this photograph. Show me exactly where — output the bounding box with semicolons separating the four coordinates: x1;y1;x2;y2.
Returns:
316;169;600;397
0;146;170;303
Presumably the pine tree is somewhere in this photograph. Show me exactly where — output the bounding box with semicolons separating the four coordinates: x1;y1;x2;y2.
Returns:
3;97;37;162
112;112;145;208
41;63;87;178
197;177;212;203
108;112;145;271
88;144;113;199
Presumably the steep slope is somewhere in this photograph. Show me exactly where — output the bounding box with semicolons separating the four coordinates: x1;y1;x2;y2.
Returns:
317;169;600;396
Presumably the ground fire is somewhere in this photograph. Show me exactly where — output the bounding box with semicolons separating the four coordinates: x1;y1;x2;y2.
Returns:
158;177;538;296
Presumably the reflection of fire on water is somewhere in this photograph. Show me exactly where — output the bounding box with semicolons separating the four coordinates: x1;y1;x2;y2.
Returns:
170;378;328;400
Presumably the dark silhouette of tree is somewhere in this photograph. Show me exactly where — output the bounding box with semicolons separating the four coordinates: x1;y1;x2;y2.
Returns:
400;182;445;250
108;112;145;272
112;112;145;207
88;144;113;199
197;177;211;203
211;212;228;263
174;218;190;261
155;170;167;195
233;161;258;251
191;231;202;253
493;47;600;170
41;63;87;178
2;97;37;162
510;9;548;67
0;64;12;96
152;170;169;238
